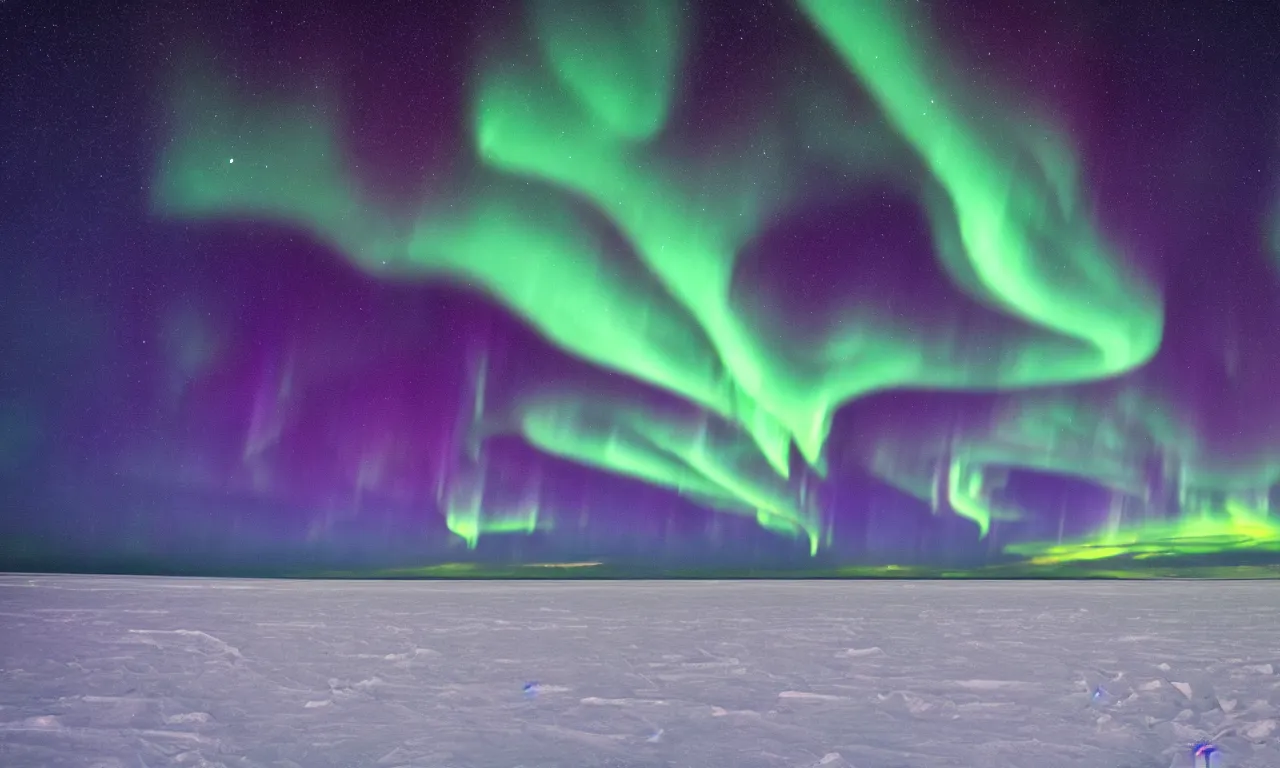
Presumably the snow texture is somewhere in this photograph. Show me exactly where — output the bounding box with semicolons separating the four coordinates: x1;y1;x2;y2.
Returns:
0;576;1277;767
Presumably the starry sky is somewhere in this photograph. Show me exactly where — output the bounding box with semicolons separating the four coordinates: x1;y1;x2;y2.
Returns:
3;0;1280;576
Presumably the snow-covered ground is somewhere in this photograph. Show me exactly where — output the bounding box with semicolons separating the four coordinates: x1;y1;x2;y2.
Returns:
0;576;1276;768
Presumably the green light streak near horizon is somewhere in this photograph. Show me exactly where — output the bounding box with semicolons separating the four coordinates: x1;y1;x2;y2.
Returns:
151;0;1175;553
947;459;994;537
1006;496;1280;564
441;459;545;549
865;386;1280;562
518;392;818;540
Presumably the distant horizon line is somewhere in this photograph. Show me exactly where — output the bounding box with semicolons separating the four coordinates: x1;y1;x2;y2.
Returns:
5;560;1280;581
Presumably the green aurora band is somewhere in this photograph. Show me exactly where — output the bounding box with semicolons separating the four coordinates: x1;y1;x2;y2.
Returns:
150;0;1280;564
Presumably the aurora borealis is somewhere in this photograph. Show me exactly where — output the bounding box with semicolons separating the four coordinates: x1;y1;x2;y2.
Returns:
4;0;1280;576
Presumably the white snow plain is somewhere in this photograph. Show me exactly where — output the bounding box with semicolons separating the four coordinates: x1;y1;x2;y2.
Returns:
0;576;1277;768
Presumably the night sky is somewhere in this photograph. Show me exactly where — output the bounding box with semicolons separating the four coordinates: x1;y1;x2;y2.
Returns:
4;0;1280;576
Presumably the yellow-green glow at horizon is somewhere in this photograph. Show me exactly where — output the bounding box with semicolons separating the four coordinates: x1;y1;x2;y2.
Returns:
1007;498;1280;565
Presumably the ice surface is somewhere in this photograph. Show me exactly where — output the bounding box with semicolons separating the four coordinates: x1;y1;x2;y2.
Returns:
0;576;1277;767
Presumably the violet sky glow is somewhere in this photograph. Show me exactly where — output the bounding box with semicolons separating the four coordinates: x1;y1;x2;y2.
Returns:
3;0;1280;576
